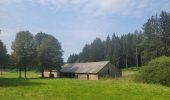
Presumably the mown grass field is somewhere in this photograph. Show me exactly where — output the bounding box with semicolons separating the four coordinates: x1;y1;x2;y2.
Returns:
0;68;170;100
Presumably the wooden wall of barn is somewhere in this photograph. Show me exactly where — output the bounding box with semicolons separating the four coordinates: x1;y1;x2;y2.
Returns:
77;74;98;80
98;63;122;78
89;74;98;80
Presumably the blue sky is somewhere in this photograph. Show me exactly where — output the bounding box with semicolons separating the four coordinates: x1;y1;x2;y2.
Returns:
0;0;169;62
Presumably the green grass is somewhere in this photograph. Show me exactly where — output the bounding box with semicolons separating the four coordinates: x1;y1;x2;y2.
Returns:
0;69;170;100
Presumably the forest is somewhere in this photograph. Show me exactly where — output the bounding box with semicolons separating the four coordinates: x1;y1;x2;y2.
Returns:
67;11;170;68
0;11;170;77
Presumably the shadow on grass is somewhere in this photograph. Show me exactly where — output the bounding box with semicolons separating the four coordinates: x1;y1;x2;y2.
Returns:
0;78;45;87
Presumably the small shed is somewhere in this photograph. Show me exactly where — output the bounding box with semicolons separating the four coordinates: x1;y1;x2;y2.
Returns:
60;61;122;80
44;70;60;78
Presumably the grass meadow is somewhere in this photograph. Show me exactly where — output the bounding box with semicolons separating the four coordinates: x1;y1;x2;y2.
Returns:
0;68;170;100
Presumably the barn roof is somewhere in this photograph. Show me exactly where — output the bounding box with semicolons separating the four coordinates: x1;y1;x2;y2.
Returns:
60;61;110;73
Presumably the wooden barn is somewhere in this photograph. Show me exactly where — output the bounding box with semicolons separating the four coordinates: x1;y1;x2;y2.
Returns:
60;61;122;80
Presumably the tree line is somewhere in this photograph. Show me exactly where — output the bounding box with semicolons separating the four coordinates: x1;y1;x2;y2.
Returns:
0;40;10;75
67;11;170;68
0;11;169;77
0;31;63;78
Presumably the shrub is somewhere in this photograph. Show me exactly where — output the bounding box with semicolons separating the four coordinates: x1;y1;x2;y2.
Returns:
136;56;170;86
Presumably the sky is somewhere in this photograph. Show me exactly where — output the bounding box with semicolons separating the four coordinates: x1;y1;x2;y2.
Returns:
0;0;170;62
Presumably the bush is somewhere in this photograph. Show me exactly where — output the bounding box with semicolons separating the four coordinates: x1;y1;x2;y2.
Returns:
136;56;170;86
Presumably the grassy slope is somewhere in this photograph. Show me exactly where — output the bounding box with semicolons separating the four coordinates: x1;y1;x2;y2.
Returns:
0;69;170;100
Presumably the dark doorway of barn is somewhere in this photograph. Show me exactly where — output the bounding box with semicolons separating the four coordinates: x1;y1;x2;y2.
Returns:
60;73;75;78
87;74;89;80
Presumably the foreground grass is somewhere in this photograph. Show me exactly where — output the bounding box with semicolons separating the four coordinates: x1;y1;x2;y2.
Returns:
0;69;170;100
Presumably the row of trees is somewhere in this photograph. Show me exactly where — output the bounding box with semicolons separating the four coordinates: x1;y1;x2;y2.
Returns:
10;31;63;78
68;11;170;68
0;40;10;75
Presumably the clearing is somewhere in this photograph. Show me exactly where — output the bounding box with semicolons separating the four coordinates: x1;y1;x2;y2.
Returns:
0;68;170;100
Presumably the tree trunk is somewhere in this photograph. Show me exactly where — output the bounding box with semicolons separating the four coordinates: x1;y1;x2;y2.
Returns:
136;47;138;68
24;66;27;79
0;66;2;75
125;55;128;68
140;53;143;66
19;67;21;79
41;67;44;78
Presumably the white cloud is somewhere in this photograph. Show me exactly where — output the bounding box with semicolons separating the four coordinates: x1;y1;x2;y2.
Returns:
95;0;130;12
0;0;22;5
1;0;169;17
31;0;169;17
